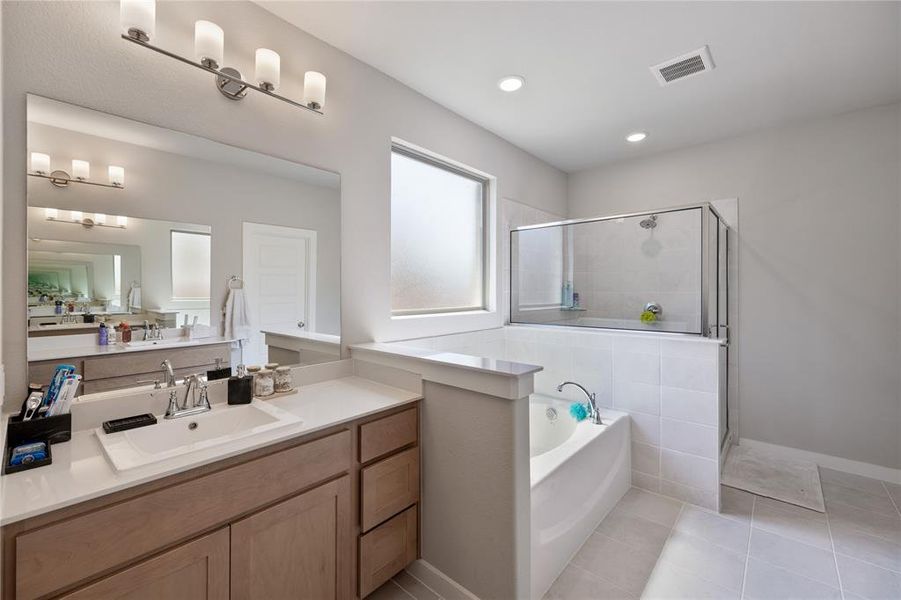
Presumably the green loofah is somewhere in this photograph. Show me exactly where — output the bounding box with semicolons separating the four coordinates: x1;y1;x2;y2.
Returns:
640;310;658;323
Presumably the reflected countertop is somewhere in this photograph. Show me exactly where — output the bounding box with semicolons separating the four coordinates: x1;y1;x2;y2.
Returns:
27;335;235;362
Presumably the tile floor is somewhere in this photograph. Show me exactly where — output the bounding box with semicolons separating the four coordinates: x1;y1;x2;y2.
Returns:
547;468;901;599
371;467;901;599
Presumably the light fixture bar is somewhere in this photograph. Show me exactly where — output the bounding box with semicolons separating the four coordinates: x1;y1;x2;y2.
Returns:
28;172;124;189
46;214;128;229
121;33;324;114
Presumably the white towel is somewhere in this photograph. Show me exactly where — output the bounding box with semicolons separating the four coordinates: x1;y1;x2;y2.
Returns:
224;287;252;341
127;284;142;310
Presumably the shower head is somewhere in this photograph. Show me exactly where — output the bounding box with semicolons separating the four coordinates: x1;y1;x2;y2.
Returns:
639;214;658;229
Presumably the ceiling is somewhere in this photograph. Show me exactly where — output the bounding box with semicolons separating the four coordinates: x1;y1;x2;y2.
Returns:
258;1;901;172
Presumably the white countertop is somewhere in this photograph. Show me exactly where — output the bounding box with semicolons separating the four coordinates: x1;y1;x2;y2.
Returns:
27;336;235;362
0;376;421;525
262;328;341;345
351;341;542;377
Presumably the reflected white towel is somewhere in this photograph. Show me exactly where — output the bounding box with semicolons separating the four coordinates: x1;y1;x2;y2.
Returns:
127;285;141;310
224;287;252;341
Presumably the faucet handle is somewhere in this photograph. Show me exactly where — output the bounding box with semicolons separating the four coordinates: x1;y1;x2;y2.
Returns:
166;389;179;416
136;379;162;390
198;378;211;409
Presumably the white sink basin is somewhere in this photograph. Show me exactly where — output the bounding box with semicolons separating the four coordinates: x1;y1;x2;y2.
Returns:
119;338;190;348
95;401;302;471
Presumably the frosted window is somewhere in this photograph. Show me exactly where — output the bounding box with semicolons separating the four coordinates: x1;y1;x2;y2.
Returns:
171;231;211;299
391;148;486;314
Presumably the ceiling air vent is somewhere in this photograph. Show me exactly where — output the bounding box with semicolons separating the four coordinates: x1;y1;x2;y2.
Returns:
651;45;715;86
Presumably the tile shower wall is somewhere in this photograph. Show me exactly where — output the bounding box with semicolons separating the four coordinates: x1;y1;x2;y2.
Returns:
398;325;724;510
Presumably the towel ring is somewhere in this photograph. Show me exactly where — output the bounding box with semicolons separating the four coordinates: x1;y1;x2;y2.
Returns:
227;275;244;289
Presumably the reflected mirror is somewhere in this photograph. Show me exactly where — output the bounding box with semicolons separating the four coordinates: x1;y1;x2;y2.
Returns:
26;95;341;396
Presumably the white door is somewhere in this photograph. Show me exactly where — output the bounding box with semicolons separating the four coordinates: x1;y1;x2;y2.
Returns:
242;223;317;366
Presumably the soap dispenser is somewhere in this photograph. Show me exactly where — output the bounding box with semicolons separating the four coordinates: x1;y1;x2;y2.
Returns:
228;364;253;405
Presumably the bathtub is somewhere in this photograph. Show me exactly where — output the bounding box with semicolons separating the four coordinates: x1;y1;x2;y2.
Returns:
530;395;631;599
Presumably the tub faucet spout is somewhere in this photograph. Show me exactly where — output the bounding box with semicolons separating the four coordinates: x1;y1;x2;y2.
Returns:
557;381;603;425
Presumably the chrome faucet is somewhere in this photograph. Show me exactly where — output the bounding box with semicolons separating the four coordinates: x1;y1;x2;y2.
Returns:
165;373;212;419
144;321;163;341
161;359;177;388
557;381;603;425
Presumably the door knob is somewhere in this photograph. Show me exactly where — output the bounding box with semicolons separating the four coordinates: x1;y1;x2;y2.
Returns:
297;321;305;329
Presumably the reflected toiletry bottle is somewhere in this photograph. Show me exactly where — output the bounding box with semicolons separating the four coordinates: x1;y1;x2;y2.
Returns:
228;365;253;405
98;322;109;346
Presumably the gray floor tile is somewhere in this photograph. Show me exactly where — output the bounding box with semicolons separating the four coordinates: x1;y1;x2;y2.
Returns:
743;558;842;600
673;505;750;554
756;496;828;524
719;486;754;523
571;532;661;595
753;499;833;550
597;505;673;555
836;553;901;600
823;481;898;517
819;468;891;497
656;529;746;591
748;528;839;587
641;559;740;600
369;580;416;600
826;499;901;544
884;482;901;514
544;563;637;600
830;523;901;573
616;487;683;528
393;572;441;600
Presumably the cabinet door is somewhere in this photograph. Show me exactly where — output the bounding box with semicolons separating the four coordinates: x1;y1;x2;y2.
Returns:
231;475;352;600
59;528;229;600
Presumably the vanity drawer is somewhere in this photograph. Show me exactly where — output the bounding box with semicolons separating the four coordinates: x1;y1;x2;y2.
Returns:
15;430;350;600
28;360;84;386
361;447;420;532
82;364;217;395
359;505;418;598
82;344;230;380
359;407;418;463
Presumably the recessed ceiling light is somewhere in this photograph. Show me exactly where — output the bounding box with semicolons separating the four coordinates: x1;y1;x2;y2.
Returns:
498;76;524;92
626;132;648;143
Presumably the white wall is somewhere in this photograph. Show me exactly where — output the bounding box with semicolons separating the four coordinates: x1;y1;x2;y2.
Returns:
1;1;567;402
569;103;901;470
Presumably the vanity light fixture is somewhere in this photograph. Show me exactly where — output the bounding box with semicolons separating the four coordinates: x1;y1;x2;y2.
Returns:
626;131;648;143
29;153;125;189
45;210;128;229
120;0;327;114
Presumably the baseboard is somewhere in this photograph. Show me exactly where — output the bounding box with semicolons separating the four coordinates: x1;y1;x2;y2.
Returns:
738;437;901;485
404;560;480;600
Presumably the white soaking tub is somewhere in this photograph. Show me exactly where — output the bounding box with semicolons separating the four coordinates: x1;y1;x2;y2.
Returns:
530;395;631;599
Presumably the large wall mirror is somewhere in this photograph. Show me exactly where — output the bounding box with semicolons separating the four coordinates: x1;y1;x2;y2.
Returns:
26;95;341;396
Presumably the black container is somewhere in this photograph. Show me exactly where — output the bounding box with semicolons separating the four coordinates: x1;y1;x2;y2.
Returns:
3;412;71;475
228;367;253;405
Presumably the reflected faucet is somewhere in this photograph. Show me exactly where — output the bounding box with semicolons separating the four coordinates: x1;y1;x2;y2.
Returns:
161;359;177;388
557;381;603;425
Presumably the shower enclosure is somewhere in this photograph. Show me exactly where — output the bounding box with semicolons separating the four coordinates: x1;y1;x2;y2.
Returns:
510;203;731;341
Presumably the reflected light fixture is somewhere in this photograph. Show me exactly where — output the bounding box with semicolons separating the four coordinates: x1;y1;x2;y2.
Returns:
498;76;524;92
44;209;128;229
28;153;125;189
120;0;326;113
626;131;648;143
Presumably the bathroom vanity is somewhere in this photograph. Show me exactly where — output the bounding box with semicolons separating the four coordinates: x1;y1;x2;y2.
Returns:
0;377;421;600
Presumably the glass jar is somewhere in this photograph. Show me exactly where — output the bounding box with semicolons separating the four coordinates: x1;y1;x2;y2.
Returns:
254;368;275;397
246;366;261;396
265;362;279;371
274;366;293;393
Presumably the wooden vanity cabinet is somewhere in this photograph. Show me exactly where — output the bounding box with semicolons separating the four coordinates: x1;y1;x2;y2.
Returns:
1;401;421;600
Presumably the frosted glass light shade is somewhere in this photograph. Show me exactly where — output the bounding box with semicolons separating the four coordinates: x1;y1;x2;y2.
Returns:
72;160;90;180
31;152;51;174
194;20;224;68
303;71;326;109
70;211;83;222
117;215;128;227
45;208;58;220
255;48;280;90
109;165;125;186
94;213;107;225
120;0;155;40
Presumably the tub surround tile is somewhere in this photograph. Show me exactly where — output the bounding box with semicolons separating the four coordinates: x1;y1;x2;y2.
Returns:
660;387;718;426
661;418;718;459
660;355;717;393
660;450;718;492
743;558;842;600
630;411;660;445
614;352;661;386
632;442;660;476
613;381;661;416
659;338;720;360
659;479;717;511
612;335;660;355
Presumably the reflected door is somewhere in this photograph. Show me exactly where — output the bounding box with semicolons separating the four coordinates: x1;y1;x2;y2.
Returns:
242;223;317;366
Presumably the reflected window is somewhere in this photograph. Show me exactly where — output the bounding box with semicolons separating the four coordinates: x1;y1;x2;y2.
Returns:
171;230;211;299
390;145;488;315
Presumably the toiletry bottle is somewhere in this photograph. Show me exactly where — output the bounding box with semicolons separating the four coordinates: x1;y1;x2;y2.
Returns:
228;364;253;405
98;321;109;346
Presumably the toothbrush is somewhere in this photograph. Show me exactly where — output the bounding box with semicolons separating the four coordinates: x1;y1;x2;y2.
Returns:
49;375;81;416
43;364;75;409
